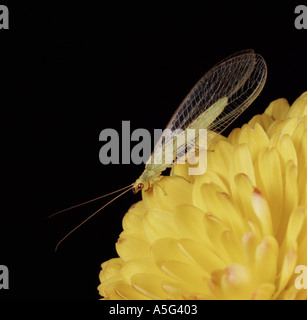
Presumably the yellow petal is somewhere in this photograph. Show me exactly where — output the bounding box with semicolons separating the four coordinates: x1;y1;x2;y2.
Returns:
116;231;151;260
276;161;298;241
291;124;307;205
256;147;283;233
206;140;233;182
220;231;244;263
219;264;255;300
99;258;124;283
151;176;193;211
99;280;126;300
265;97;290;120
251;283;275;300
297;206;307;266
193;169;230;195
119;259;162;280
254;236;279;283
237;123;270;161
122;206;146;234
171;163;195;183
114;282;151;300
202;214;231;264
174;205;207;241
276;207;305;296
242;232;261;265
177;238;225;276
151;238;190;268
143;208;180;243
161;260;206;290
199;183;234;227
232;173;258;225
248;113;274;132
286;91;307;118
131;273;168;299
283;206;305;253
230;143;256;186
215;192;247;236
251;188;273;236
275;250;297;298
275;134;298;168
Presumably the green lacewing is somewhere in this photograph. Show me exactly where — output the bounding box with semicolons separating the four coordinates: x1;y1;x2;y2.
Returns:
133;49;267;192
52;49;267;250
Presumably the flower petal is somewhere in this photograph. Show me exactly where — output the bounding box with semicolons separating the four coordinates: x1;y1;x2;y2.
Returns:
265;98;290;120
254;236;279;283
174;204;207;241
251;283;276;300
251;188;273;236
286;92;307;118
142;208;180;243
131;273;168;299
230;143;256;186
177;238;225;276
256;147;283;233
116;231;152;260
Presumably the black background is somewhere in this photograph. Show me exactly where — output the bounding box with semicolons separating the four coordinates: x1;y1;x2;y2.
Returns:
1;1;306;300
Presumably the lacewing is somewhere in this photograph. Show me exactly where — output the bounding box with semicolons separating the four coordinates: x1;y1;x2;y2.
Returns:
133;49;267;192
52;49;267;250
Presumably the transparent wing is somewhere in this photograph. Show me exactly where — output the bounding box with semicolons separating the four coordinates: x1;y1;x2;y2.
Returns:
152;50;267;161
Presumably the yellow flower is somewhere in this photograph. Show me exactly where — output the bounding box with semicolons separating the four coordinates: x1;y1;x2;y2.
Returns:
98;92;307;300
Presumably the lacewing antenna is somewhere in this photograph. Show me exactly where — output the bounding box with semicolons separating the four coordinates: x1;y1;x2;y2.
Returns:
50;183;134;251
54;185;134;251
48;184;134;219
